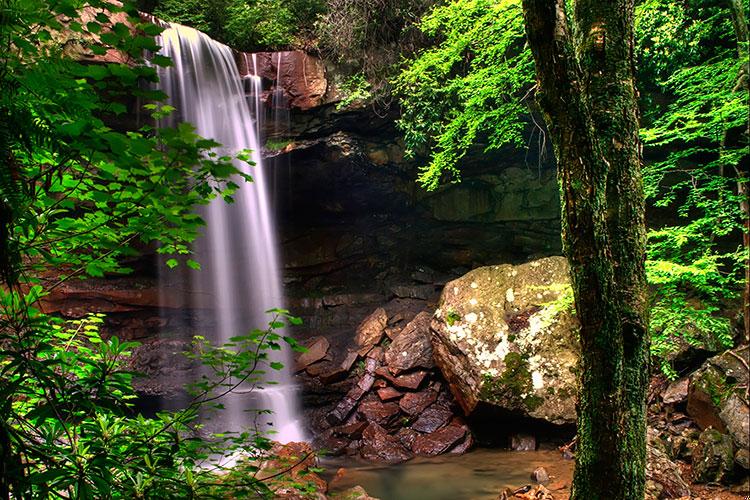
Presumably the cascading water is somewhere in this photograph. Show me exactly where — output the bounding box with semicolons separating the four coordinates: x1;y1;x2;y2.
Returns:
155;23;305;444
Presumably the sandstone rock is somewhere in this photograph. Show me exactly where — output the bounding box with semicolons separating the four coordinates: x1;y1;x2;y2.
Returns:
296;337;330;371
384;312;434;375
398;390;438;416
357;400;401;427
688;346;749;447
333;421;368;439
360;423;411;464
340;350;359;372
661;377;689;405
395;428;420;450
261;442;328;497
449;430;474;454
411;425;466;456
411;406;452;433
646;428;691;499
377;387;403;402
374;367;428;390
735;447;749;470
327;397;359;426
719;393;749;452
355;308;388;347
530;467;549;483
366;346;385;362
431;257;579;424
511;434;536;451
691;428;735;484
390;284;435;300
329;485;380;500
357;373;375;393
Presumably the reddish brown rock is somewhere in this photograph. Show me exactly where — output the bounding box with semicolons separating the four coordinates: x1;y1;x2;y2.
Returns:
449;431;474;454
399;390;438;416
357;400;401;427
357;373;375;393
395;428;420;450
261;442;328;495
377;387;403;402
367;346;385;362
333;421;368;439
385;312;434;375
661;377;689;405
385;326;402;339
364;357;378;374
295;336;330;371
360;423;411;464
375;367;428;390
355;308;388;347
411;406;452;433
319;368;348;385
236;50;329;110
340;350;359;372
327;398;357;426
412;425;466;456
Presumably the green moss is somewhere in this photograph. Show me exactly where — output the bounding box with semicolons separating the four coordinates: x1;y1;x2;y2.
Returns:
265;138;293;151
445;308;461;326
479;352;542;411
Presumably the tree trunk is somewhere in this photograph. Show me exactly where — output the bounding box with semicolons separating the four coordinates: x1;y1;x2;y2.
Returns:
725;0;750;343
521;0;649;498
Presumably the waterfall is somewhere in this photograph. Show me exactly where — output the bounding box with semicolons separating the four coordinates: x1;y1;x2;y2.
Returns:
155;23;305;444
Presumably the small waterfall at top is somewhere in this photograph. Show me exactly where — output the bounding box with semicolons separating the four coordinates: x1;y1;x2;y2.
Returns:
155;23;305;444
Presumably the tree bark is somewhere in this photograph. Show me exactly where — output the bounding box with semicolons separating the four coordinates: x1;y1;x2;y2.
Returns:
725;0;749;343
521;0;649;498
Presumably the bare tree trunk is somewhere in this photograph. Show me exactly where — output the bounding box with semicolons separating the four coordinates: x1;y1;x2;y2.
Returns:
521;0;649;498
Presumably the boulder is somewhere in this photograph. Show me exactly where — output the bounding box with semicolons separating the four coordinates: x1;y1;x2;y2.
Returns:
374;367;428;390
687;346;749;448
411;425;466;456
329;485;380;500
411;406;453;433
360;423;411;464
431;257;579;424
530;467;549;483
260;442;328;497
355;308;388;347
384;312;434;374
691;428;735;484
511;434;536;451
661;378;689;405
646;429;691;499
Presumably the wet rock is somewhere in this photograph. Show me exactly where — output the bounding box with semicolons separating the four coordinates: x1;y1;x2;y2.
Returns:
331;421;368;440
646;428;691;499
319;368;348;385
449;430;474;454
431;257;579;424
398;390;438;415
375;367;428;390
511;434;536;451
355;308;388;347
411;406;453;433
295;336;330;371
377;387;403;402
384;312;434;375
530;467;549;483
395;428;420;450
340;350;359;372
327;396;359;425
357;400;401;427
357;373;375;393
316;434;349;456
411;425;466;456
360;423;411;464
661;377;689;405
691;428;735;484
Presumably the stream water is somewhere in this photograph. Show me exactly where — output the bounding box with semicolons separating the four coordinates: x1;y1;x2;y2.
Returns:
325;449;573;500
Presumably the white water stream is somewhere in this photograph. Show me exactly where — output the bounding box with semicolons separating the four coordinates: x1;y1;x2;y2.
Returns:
156;23;305;444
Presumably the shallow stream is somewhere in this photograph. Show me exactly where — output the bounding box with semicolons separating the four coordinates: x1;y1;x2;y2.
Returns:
324;449;573;500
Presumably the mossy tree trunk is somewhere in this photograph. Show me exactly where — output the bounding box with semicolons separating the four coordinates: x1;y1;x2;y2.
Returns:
520;0;650;498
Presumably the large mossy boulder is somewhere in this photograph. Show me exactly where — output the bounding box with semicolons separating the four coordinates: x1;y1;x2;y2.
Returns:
430;256;579;424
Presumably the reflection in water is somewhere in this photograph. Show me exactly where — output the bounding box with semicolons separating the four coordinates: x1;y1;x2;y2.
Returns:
325;449;572;500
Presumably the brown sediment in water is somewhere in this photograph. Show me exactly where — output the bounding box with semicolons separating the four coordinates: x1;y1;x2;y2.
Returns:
324;449;573;500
